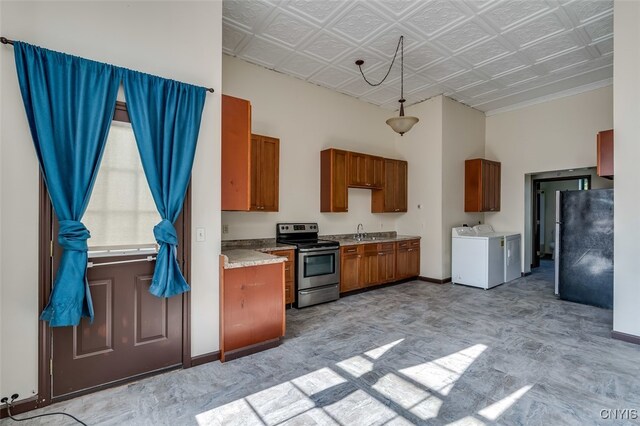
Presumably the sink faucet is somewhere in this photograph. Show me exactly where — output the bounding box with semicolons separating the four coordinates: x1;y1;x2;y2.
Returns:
355;223;365;240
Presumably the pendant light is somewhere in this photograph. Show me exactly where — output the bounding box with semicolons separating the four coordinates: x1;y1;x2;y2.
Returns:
356;35;419;136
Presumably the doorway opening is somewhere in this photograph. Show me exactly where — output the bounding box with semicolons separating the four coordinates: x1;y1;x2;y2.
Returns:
524;167;613;276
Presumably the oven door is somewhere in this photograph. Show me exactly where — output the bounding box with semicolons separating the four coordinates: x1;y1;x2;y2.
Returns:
297;248;340;290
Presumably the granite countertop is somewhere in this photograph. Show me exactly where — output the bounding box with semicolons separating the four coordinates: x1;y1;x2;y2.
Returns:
330;234;421;247
221;249;288;269
221;238;295;252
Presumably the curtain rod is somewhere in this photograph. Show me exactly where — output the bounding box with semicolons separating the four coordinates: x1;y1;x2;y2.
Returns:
1;36;215;93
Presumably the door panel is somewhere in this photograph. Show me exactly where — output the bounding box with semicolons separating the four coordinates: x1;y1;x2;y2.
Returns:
50;212;185;398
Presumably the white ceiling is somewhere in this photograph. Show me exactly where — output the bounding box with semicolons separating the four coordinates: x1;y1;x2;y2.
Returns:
222;0;613;113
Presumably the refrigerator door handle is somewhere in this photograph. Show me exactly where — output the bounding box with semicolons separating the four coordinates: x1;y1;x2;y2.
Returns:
554;191;561;296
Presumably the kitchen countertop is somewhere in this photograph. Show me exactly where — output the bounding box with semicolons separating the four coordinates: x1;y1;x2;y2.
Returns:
221;238;295;252
332;235;421;247
221;249;288;269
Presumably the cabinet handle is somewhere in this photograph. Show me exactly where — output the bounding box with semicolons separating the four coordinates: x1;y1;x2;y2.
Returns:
395;209;400;212
408;249;413;252
346;248;357;253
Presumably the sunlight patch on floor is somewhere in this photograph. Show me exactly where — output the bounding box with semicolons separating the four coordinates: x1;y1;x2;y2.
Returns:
365;338;405;360
478;385;533;421
399;344;487;396
336;355;374;378
372;372;443;420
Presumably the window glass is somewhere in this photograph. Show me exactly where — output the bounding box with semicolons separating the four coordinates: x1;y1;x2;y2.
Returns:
83;121;160;250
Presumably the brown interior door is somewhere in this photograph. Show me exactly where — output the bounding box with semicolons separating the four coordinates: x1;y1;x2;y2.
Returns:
50;211;185;398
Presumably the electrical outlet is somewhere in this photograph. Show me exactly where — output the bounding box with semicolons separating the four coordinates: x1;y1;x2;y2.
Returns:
222;224;229;234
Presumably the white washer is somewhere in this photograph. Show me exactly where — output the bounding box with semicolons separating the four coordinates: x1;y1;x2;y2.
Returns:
473;225;521;284
451;226;504;289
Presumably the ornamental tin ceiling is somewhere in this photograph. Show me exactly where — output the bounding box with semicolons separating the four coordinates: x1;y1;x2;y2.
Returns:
223;0;613;112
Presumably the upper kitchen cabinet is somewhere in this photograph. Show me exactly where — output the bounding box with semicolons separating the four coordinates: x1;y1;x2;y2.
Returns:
597;129;614;179
465;158;501;212
347;152;384;189
321;148;349;212
222;94;251;211
372;159;408;213
222;95;279;211
251;134;280;211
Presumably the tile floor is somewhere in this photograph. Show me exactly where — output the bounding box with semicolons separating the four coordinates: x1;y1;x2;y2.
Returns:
3;260;639;425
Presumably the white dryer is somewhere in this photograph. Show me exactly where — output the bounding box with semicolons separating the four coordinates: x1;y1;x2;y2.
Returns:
473;225;521;284
451;226;504;289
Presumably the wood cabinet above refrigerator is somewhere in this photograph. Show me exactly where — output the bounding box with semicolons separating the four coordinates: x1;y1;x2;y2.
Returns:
222;94;279;211
597;129;614;179
465;158;501;212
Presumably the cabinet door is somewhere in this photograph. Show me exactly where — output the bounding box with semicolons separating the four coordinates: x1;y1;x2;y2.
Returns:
222;95;252;211
250;135;260;210
395;160;408;212
384;159;396;211
407;247;420;277
348;152;368;187
368;156;385;189
597;130;614;178
396;248;409;278
378;250;396;283
340;246;362;292
362;250;379;287
484;161;500;212
259;136;279;211
321;149;348;212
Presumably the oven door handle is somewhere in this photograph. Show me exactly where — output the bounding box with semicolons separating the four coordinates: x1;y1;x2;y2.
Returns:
297;247;340;254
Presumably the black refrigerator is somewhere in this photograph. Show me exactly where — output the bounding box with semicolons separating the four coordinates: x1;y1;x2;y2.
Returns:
554;189;613;309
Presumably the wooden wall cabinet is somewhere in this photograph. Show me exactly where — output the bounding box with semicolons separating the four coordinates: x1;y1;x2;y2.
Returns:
222;95;251;211
465;158;501;212
372;159;408;213
265;249;295;305
340;245;363;292
597;129;614;179
222;94;279;211
321;149;349;212
219;260;285;362
340;240;419;294
250;134;280;211
348;152;384;189
396;239;420;279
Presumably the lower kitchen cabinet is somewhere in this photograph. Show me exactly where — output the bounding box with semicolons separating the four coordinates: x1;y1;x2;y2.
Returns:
219;260;285;362
340;245;364;292
265;249;295;305
396;239;420;279
340;240;419;294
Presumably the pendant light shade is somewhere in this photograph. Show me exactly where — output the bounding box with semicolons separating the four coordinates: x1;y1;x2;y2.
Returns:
386;115;419;136
356;35;419;137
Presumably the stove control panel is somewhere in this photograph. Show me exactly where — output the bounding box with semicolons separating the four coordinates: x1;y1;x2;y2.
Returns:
277;223;318;235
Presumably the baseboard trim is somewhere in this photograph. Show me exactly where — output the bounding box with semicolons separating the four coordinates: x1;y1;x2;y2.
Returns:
418;276;452;284
521;271;532;277
612;331;640;345
222;338;281;362
191;351;221;367
0;396;42;419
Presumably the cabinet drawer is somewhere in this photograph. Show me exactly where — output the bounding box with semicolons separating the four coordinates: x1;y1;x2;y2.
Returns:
284;263;294;282
285;281;294;305
341;245;362;255
364;242;395;253
398;239;419;249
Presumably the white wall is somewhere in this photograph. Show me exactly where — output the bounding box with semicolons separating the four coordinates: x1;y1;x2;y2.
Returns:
613;0;640;338
485;85;613;272
441;96;485;277
221;55;400;240
0;0;222;402
395;96;443;279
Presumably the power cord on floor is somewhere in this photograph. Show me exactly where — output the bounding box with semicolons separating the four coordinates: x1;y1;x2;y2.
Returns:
1;395;87;426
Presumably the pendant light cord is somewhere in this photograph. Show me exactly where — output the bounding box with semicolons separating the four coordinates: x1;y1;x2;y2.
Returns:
356;35;404;91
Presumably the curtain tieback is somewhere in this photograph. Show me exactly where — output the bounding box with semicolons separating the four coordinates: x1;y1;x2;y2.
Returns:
153;219;178;246
58;220;90;251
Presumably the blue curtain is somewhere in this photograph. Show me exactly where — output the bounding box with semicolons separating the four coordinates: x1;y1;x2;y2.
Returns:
123;71;206;297
14;42;121;326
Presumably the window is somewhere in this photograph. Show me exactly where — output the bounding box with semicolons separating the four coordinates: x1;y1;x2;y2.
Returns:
578;178;590;190
83;107;160;252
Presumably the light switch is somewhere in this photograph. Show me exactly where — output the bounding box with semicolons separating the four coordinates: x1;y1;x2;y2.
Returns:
196;227;206;242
